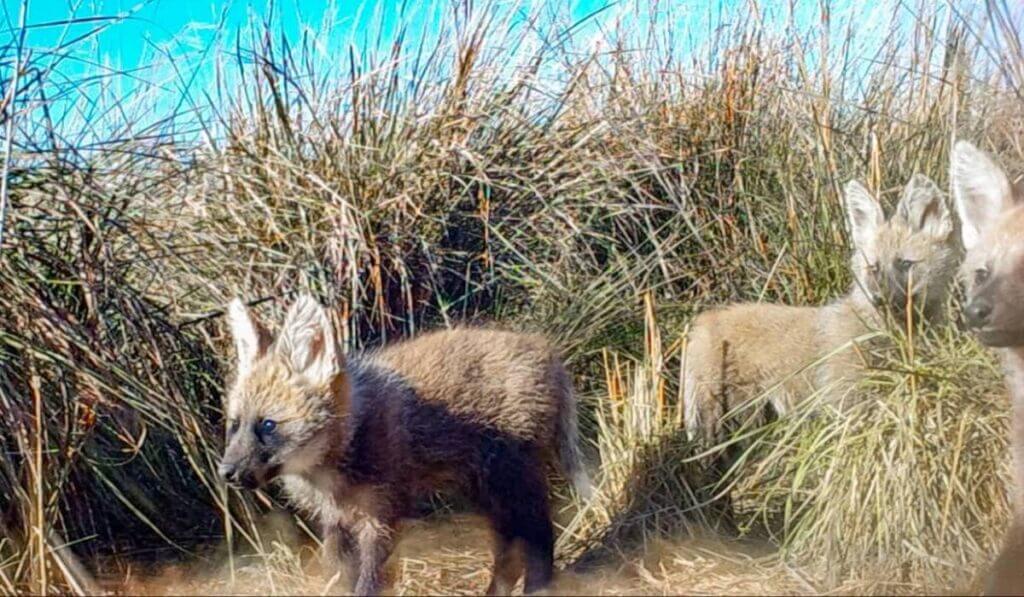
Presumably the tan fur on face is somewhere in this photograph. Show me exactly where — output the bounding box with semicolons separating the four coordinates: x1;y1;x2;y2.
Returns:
230;360;320;423
961;207;1024;345
683;175;958;438
973;206;1024;279
228;358;348;432
226;357;351;476
871;216;960;318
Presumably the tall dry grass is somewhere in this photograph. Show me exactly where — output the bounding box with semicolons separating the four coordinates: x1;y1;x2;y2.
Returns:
2;0;1024;593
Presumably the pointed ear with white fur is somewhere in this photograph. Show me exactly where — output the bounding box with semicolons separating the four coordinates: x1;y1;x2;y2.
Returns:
951;140;1016;252
276;294;341;386
895;174;951;239
843;180;885;254
227;298;271;379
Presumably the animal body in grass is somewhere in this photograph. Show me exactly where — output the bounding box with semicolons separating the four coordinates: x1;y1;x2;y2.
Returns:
683;174;958;441
951;140;1024;596
218;294;590;595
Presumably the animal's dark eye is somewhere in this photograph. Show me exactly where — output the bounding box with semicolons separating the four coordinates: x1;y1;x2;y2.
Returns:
259;419;277;434
975;268;990;285
895;258;915;272
868;262;880;274
229;419;240;434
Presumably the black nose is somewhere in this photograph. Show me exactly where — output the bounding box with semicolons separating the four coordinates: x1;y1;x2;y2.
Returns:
218;462;259;489
218;462;237;483
965;300;993;329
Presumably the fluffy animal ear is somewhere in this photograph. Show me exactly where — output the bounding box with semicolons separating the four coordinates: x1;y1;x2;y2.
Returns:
227;298;271;379
276;294;342;385
843;180;885;255
951;140;1017;252
895;174;951;239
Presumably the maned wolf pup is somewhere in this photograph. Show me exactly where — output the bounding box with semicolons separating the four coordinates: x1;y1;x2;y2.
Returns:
219;294;588;595
684;174;957;440
951;141;1024;596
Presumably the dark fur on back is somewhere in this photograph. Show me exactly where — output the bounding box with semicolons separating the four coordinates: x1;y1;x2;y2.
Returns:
283;356;555;595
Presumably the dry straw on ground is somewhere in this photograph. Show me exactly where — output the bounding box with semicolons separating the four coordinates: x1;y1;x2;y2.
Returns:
1;0;1023;594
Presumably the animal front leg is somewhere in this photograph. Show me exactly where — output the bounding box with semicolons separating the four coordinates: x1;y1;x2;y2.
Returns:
352;520;395;596
321;524;357;588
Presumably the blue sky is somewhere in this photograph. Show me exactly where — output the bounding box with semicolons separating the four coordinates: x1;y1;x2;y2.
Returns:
8;0;899;83
4;1;628;136
15;1;409;67
2;0;958;147
7;1;445;105
8;1;610;77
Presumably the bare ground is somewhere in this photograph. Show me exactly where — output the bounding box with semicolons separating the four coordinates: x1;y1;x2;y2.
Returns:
107;514;895;596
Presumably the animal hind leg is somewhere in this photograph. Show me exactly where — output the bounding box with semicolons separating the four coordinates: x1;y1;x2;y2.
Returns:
520;513;555;594
485;535;523;596
481;438;554;595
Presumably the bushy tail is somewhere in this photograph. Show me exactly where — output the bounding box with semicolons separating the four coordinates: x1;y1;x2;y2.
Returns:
552;361;594;501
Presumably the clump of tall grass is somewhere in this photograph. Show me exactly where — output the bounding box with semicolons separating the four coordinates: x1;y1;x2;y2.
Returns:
169;2;697;348
0;154;238;593
557;294;709;564
730;318;1010;592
